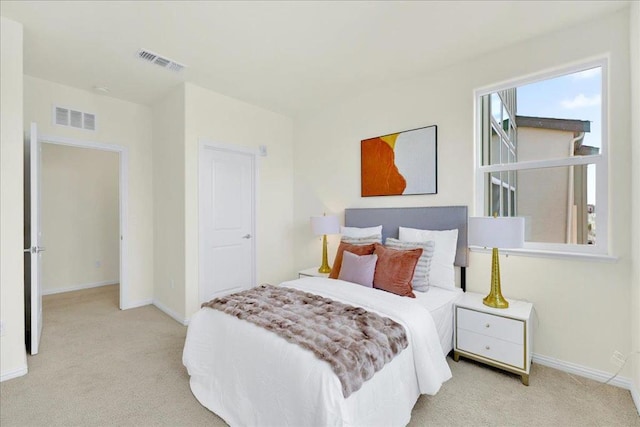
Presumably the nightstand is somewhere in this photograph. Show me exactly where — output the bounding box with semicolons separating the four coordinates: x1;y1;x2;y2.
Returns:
453;292;533;385
298;267;330;279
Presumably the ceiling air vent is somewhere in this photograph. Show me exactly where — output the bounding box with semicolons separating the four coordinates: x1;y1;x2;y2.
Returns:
136;49;186;72
54;106;96;131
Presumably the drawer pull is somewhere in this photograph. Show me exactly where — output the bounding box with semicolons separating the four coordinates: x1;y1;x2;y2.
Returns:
485;345;491;350
485;323;490;328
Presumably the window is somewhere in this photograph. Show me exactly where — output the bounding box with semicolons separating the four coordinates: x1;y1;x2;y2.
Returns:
475;59;608;256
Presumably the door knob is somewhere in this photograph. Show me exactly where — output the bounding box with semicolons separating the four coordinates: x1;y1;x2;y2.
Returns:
242;234;252;239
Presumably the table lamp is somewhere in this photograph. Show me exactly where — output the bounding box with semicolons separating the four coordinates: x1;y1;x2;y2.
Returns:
468;215;525;309
310;214;340;273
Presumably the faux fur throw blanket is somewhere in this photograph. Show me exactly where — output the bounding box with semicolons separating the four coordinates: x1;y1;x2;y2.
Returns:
202;284;408;397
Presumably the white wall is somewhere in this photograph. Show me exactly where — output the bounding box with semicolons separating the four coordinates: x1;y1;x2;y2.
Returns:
0;16;27;381
629;0;640;411
23;76;154;308
183;83;295;318
151;85;186;319
293;9;632;376
151;82;295;322
40;144;119;294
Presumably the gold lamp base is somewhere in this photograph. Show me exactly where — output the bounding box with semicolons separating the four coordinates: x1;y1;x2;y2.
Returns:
483;247;509;309
318;234;332;273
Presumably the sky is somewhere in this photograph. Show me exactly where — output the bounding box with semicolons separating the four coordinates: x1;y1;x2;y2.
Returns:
516;66;601;204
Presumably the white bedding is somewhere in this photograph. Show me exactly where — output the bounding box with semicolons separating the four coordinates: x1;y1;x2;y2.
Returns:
414;286;463;355
183;277;453;427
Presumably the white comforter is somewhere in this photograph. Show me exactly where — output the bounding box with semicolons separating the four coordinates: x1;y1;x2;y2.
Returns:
183;277;452;427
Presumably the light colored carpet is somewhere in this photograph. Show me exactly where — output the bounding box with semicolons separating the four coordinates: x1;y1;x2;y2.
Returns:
1;284;638;426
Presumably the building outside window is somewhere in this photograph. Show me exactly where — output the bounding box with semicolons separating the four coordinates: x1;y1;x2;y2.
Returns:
475;59;607;256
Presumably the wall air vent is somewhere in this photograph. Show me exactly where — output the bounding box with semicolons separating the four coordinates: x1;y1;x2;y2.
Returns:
136;48;186;72
54;106;96;131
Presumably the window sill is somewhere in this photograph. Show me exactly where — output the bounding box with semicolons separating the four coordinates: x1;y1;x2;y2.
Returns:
469;246;618;263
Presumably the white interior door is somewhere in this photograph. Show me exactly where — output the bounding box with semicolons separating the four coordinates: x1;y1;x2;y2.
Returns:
26;122;43;355
199;145;256;302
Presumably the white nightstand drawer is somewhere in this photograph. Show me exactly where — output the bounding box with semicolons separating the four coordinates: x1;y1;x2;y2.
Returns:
457;329;525;369
457;307;524;345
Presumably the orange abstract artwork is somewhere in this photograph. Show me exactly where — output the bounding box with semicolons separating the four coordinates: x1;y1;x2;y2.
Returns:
361;125;437;197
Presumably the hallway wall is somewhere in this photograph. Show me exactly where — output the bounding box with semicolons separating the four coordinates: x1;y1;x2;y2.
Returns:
40;143;119;294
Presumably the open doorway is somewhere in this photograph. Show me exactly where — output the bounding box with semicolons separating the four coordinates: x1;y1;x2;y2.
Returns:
24;129;129;355
40;143;120;296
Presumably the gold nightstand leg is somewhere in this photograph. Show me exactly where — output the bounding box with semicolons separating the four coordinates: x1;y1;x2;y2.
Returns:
453;351;460;362
521;374;529;386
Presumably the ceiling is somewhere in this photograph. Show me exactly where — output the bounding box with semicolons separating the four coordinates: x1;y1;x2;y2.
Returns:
0;1;629;117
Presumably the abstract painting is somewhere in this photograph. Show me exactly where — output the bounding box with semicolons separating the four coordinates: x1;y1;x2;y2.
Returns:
361;125;437;197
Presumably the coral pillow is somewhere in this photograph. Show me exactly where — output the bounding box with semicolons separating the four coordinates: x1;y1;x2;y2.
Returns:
372;243;422;298
384;238;435;292
338;251;378;288
329;242;376;279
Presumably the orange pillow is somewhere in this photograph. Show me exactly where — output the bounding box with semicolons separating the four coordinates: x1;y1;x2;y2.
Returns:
329;242;376;279
372;243;422;298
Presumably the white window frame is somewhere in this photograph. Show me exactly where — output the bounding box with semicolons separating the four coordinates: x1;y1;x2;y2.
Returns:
474;57;610;258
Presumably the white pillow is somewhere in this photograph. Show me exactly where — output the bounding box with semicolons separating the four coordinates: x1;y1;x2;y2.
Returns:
340;225;383;239
398;227;458;289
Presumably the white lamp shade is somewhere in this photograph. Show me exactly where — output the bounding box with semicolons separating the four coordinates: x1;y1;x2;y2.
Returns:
468;216;525;249
311;215;340;236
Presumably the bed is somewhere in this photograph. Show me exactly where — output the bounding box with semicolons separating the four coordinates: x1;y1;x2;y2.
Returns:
183;206;468;426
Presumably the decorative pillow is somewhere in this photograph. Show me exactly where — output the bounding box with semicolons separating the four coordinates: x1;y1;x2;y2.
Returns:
338;251;378;288
399;227;458;289
385;238;435;292
329;242;376;279
340;234;382;245
340;225;383;239
372;243;422;298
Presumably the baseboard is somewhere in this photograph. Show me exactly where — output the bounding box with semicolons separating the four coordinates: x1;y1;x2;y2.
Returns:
631;382;640;415
122;298;153;310
0;365;28;382
532;353;631;390
153;299;189;326
122;299;190;326
42;280;118;296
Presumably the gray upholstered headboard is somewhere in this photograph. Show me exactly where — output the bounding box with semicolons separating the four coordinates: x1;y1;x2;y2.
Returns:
344;206;468;289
